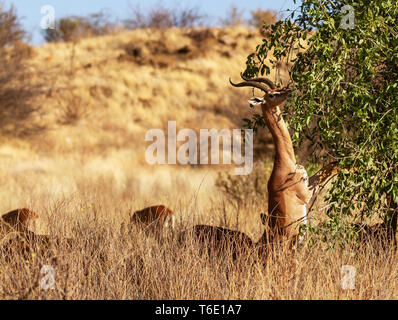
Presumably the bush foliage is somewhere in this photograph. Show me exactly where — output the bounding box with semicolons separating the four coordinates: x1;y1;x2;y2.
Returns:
243;0;398;235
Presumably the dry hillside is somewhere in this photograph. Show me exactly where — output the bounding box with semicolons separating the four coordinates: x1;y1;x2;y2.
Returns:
30;26;282;156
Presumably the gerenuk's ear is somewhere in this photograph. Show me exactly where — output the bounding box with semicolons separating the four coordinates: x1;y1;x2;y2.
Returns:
249;97;265;106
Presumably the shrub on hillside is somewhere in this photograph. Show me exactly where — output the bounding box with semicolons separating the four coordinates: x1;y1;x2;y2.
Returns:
0;3;41;136
249;9;282;35
219;5;246;27
123;3;206;29
43;11;116;43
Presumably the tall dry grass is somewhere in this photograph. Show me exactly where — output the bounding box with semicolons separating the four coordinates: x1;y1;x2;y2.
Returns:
0;164;397;300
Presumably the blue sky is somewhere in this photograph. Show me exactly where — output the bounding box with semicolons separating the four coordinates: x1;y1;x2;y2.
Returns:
5;0;300;45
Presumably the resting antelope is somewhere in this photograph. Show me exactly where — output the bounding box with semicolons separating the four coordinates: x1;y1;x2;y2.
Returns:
230;75;311;244
0;208;74;258
1;208;39;233
179;213;270;260
129;205;175;237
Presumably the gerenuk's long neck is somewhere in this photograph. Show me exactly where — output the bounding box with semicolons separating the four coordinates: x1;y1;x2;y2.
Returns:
261;105;296;168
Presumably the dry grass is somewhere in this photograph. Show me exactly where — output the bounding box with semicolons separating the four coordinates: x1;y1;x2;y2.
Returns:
1;161;397;300
1;26;396;300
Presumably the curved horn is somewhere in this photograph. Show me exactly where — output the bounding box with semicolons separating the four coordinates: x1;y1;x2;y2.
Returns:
229;78;270;92
240;73;276;89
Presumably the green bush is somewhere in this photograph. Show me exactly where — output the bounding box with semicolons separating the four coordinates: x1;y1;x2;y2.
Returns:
244;0;398;241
